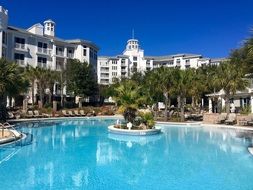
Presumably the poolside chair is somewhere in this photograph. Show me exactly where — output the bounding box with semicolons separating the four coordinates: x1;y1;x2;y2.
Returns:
42;113;51;118
26;110;34;118
68;110;75;117
34;110;43;118
62;110;70;117
7;112;15;119
74;110;81;117
79;110;86;116
216;113;227;124
224;113;237;125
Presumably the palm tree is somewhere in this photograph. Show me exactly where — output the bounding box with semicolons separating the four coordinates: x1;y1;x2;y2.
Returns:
25;66;38;106
45;69;58;106
147;67;174;121
172;68;194;121
113;79;144;123
35;67;49;107
212;61;249;114
0;59;29;121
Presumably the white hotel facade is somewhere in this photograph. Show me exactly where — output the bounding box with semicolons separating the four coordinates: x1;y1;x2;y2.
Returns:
0;6;98;104
97;38;225;85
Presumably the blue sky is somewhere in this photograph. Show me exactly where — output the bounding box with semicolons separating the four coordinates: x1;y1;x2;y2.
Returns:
2;0;253;58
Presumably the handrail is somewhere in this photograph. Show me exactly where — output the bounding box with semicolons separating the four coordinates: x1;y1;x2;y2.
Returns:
0;123;21;139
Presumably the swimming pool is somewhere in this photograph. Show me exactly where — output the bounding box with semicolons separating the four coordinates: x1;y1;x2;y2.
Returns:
0;118;253;190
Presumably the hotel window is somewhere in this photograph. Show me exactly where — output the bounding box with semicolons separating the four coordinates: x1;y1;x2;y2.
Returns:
112;72;117;76
37;57;47;68
176;59;181;64
15;37;25;44
83;49;87;56
133;57;137;61
185;59;190;64
112;60;117;64
121;59;125;63
168;61;173;65
14;53;25;65
56;47;64;56
2;31;6;45
2;47;6;58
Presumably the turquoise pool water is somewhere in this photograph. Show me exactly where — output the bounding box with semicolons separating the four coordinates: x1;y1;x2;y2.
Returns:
0;118;253;190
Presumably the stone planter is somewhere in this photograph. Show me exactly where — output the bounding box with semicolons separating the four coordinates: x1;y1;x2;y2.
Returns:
108;125;161;136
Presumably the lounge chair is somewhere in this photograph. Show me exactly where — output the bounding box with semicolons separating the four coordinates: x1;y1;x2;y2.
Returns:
79;110;86;116
216;113;227;124
238;114;253;126
34;110;43;118
26;110;34;118
7;112;15;119
62;110;70;117
225;113;237;125
74;110;81;117
68;110;74;117
42;113;51;118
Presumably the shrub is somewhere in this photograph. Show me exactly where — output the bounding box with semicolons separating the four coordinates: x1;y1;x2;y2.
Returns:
138;111;155;129
123;107;137;123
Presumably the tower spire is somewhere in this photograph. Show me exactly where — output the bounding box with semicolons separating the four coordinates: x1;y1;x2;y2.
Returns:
132;29;135;39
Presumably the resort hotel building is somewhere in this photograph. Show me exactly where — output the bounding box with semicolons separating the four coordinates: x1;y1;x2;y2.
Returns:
97;38;225;85
0;6;99;104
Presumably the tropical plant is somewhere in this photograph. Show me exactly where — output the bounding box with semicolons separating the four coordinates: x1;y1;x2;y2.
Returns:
212;61;249;114
66;59;98;103
0;59;29;121
138;111;155;129
172;68;194;121
25;66;38;106
146;67;174;121
113;79;145;123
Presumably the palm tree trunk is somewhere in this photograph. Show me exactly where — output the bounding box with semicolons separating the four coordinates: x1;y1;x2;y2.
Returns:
164;92;168;121
31;81;35;106
39;85;43;108
0;94;7;122
179;96;185;122
224;95;230;115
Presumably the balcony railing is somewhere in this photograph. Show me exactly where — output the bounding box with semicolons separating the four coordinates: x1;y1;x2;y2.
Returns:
15;43;25;49
56;51;64;56
67;53;74;58
100;69;109;72
38;47;51;55
15;59;24;65
37;62;47;68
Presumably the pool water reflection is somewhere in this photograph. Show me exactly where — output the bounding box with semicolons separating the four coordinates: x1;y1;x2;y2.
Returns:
0;119;252;190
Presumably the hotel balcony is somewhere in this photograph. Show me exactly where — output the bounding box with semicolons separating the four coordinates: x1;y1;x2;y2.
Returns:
37;47;51;56
67;53;74;58
14;43;28;52
15;59;25;66
121;69;127;73
56;63;65;71
55;51;66;58
176;62;181;66
100;68;109;72
121;63;126;67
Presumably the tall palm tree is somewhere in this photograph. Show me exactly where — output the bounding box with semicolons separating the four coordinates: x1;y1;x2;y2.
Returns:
212;61;249;114
25;66;38;106
0;59;29;121
35;67;49;107
172;68;194;121
148;67;174;121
